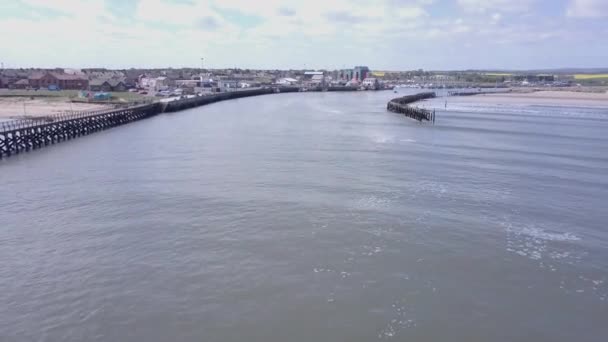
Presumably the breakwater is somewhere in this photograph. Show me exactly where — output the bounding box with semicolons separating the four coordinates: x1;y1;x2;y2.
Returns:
0;88;277;159
387;92;436;122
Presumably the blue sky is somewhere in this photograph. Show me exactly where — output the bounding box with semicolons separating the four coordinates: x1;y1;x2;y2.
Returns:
0;0;607;70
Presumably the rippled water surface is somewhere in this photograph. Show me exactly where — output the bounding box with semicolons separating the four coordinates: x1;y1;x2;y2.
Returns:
1;91;607;341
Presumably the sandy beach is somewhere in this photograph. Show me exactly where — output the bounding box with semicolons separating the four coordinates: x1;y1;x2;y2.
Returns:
464;90;608;108
0;97;111;120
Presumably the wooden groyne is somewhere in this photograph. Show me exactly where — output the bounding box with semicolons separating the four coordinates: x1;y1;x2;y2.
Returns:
0;88;278;159
387;92;436;122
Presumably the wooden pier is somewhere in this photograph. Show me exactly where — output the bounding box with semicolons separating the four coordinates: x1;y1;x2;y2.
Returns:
387;92;436;122
0;88;277;159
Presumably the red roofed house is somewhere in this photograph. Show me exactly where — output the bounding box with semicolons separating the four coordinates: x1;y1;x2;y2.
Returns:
28;72;89;90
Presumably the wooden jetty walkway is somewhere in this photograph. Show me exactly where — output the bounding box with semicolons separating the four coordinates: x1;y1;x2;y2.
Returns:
0;88;277;159
387;92;436;123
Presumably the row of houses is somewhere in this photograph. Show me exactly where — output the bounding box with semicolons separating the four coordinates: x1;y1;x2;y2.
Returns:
0;65;381;93
276;67;381;90
1;71;129;91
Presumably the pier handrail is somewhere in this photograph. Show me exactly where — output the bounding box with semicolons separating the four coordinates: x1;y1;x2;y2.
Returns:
0;102;156;134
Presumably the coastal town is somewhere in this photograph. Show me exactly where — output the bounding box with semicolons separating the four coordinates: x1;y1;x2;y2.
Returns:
2;65;607;95
0;66;383;95
1;65;607;120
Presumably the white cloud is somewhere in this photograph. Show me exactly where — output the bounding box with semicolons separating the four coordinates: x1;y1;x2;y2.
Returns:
20;0;115;21
457;0;536;13
0;0;605;69
566;0;608;18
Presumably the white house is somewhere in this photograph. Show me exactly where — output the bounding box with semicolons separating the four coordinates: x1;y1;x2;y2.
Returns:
277;77;298;85
310;74;325;86
139;76;170;91
218;79;239;92
362;77;380;90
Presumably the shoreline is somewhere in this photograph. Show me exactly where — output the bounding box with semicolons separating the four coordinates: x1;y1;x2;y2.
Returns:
454;90;608;108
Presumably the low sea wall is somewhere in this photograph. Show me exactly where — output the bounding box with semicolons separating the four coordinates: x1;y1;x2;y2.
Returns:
162;88;275;113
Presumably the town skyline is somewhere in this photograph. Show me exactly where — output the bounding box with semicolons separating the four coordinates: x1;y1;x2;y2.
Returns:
2;65;608;74
1;0;607;70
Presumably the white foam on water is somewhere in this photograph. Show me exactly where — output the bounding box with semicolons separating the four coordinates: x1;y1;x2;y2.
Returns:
411;181;449;200
351;195;392;210
517;226;581;242
501;219;608;301
503;220;582;265
378;300;417;339
372;135;395;144
362;245;383;256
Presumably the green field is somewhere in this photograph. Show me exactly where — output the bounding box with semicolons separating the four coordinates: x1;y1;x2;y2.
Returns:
0;89;147;103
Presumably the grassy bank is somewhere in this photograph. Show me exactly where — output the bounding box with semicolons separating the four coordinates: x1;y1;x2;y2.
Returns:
0;89;148;104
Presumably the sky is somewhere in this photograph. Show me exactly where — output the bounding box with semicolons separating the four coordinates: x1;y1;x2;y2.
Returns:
0;0;607;70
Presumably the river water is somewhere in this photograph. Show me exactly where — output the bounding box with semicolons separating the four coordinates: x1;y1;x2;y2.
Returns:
1;91;607;341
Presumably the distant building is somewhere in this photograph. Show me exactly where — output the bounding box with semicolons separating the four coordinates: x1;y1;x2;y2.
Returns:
138;75;153;89
337;69;353;82
309;74;325;86
63;68;85;76
304;71;324;76
139;76;170;91
302;71;324;85
175;79;200;88
362;77;380;90
513;74;555;83
13;79;30;89
277;77;298;85
336;66;370;82
109;79;127;92
28;72;88;90
217;79;239;92
353;66;370;81
89;78;127;92
154;77;169;91
124;70;145;88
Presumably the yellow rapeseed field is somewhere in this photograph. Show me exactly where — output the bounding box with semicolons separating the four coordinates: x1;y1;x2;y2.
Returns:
574;74;608;80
